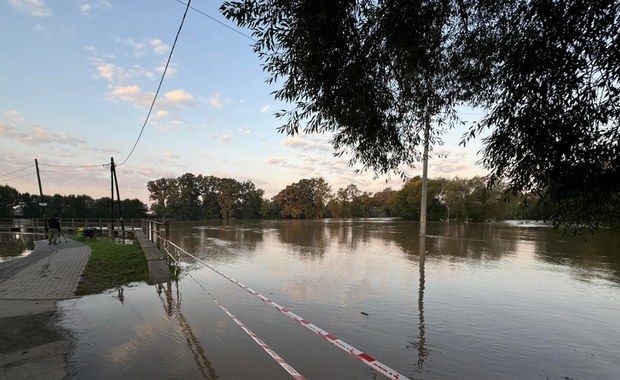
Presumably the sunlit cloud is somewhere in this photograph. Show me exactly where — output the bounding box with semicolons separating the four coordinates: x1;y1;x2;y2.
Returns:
266;157;286;165
88;56;155;84
3;110;25;123
95;63;115;80
79;0;111;16
281;136;332;153
207;94;224;108
154;110;169;118
107;85;153;107
33;24;48;33
164;89;193;105
9;0;52;17
148;38;169;55
117;37;169;57
209;132;232;143
163;151;180;160
0;121;18;138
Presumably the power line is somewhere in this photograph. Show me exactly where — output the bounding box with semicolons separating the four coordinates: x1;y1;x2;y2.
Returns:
0;164;35;179
118;0;192;167
0;170;37;182
173;0;256;42
38;163;108;169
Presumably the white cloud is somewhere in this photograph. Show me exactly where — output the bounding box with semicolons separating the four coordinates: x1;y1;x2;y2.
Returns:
33;24;47;33
163;151;180;160
154;110;170;118
118;37;170;57
148;38;169;55
281;136;332;153
9;0;52;17
209;132;232;143
164;89;192;105
3;110;25;123
79;0;111;15
108;85;152;107
0;121;18;138
266;157;286;165
207;94;224;108
259;104;271;113
95;63;115;81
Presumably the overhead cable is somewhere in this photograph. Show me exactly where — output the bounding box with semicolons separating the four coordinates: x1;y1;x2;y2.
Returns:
173;0;256;41
0;164;35;179
38;163;108;169
118;0;192;167
0;171;37;182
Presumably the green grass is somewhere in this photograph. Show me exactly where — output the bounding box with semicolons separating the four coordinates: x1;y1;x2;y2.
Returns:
75;239;149;296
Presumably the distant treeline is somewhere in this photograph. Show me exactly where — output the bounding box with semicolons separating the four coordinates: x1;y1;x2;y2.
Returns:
146;173;544;221
0;185;147;219
1;174;544;221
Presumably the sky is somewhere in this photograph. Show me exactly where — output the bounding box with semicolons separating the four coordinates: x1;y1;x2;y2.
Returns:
0;0;488;206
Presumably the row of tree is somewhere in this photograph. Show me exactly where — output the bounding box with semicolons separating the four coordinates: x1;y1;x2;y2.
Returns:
1;173;546;222
146;173;544;221
0;184;148;219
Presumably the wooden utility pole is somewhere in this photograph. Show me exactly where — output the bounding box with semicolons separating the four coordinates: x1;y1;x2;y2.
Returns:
111;157;125;233
110;157;125;235
110;157;115;231
35;158;48;232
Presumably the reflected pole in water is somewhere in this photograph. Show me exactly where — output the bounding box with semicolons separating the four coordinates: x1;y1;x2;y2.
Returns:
417;235;428;369
408;235;429;370
155;280;219;380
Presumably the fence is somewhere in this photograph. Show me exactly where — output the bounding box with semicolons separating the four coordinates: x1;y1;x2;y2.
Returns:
141;219;169;249
0;218;145;238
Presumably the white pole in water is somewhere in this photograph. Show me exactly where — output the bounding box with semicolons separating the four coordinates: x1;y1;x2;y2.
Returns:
420;122;429;237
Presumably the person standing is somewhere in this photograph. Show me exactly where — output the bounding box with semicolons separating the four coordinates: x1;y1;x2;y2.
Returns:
48;215;61;245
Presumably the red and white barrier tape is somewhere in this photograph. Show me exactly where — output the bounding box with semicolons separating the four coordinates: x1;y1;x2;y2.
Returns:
166;252;305;380
165;239;410;380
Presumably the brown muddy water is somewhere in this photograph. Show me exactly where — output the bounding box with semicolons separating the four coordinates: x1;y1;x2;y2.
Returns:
56;220;620;379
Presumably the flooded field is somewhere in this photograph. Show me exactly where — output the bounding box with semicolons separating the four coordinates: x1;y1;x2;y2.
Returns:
58;220;620;379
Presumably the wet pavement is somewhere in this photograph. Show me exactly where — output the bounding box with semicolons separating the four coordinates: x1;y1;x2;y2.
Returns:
0;238;91;380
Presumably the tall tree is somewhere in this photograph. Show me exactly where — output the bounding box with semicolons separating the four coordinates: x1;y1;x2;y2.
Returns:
221;0;620;231
221;0;457;177
274;178;330;219
198;175;222;218
172;173;202;219
147;177;177;218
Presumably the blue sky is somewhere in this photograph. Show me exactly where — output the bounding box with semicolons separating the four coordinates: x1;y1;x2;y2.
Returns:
0;0;487;205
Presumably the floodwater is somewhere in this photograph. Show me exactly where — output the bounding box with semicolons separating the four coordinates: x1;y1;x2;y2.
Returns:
0;233;41;262
59;220;620;380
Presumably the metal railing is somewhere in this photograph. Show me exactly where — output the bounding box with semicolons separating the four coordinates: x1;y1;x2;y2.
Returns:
0;218;144;236
141;219;169;249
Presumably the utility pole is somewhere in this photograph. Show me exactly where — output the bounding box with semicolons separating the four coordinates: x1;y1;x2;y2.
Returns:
35;158;48;232
420;121;429;237
111;157;125;233
110;157;114;231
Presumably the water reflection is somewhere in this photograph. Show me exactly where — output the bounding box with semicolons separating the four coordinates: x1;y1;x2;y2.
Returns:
0;233;40;262
407;235;429;371
155;280;218;380
172;220;620;285
62;220;620;379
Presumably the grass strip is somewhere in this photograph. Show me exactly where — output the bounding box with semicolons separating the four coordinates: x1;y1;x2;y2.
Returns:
75;239;149;296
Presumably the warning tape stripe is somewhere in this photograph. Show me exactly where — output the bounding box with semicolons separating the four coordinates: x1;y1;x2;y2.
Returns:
165;239;410;380
166;251;305;380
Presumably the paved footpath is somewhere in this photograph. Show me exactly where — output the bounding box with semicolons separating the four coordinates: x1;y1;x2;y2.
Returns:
0;238;91;380
0;239;91;299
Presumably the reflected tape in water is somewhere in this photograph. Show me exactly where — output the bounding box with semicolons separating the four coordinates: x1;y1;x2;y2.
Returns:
166;252;305;380
165;239;410;380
